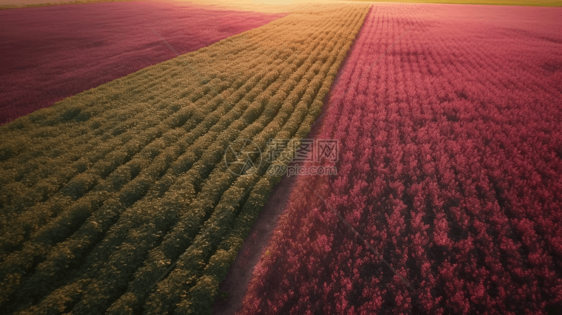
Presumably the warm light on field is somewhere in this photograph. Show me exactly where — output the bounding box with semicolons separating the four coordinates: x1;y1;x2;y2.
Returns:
1;0;561;314
245;0;299;5
175;0;341;12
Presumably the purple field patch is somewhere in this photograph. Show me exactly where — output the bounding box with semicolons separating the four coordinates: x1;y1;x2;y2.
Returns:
0;1;285;124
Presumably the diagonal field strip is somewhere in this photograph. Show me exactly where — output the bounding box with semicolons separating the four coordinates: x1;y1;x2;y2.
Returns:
0;0;286;125
0;3;371;314
149;26;248;125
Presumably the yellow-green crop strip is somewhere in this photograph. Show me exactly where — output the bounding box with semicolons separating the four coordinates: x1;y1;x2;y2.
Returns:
0;3;370;314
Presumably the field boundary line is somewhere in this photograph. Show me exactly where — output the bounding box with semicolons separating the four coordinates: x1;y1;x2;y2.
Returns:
311;22;414;128
149;26;251;126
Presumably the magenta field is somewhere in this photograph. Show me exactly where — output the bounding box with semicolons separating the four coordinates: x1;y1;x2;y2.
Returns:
1;1;562;314
0;1;285;125
240;4;562;314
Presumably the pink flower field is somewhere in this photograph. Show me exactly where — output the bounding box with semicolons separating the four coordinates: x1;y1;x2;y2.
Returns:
240;3;562;314
0;1;285;125
2;1;562;314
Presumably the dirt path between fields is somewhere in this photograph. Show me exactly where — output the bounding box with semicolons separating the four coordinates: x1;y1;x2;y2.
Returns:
212;109;340;314
212;121;330;315
212;7;370;312
212;166;298;315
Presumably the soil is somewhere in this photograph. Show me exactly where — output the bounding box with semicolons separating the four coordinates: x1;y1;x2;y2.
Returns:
212;166;299;315
210;10;370;309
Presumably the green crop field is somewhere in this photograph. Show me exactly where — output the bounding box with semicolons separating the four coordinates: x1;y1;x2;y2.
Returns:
0;3;370;314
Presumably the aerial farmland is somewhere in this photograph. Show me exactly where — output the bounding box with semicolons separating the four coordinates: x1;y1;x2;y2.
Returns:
0;0;561;314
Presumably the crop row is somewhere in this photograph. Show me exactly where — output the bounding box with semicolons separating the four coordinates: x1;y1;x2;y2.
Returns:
240;4;562;314
0;3;370;315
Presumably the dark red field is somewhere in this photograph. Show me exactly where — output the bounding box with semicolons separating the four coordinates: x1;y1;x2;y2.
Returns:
0;1;285;125
240;4;562;314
